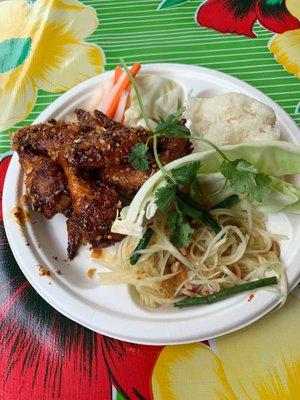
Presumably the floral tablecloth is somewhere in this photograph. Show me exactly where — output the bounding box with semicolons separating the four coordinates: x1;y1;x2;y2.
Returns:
1;1;300;399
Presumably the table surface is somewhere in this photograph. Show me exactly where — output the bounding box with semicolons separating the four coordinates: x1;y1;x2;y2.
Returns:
1;1;300;399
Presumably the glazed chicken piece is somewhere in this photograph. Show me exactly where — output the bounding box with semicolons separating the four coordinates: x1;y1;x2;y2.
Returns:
75;109;156;192
13;116;149;169
158;136;192;165
74;109;192;168
101;164;154;196
12;119;108;167
13;123;124;258
74;109;192;192
60;160;123;258
12;120;83;158
74;110;192;193
19;153;71;219
69;109;151;168
76;108;121;130
13;111;191;172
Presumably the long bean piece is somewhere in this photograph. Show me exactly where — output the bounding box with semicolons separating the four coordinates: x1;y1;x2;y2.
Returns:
176;190;221;234
212;194;240;210
174;276;278;308
129;227;154;265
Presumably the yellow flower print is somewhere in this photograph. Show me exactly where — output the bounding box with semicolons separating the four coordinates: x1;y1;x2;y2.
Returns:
0;0;105;131
269;0;300;79
152;294;300;399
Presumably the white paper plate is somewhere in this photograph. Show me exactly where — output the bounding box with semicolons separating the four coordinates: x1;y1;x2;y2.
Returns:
3;64;300;345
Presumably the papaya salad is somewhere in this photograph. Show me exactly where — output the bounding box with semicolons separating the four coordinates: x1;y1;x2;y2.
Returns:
87;59;300;311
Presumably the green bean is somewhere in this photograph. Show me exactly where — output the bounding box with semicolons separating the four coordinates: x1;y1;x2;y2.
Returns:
212;194;240;210
174;276;278;308
129;227;154;265
176;190;221;234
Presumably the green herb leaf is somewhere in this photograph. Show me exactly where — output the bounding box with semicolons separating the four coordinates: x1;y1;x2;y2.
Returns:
155;183;176;212
172;161;201;185
236;160;257;174
129;143;149;171
168;209;194;248
251;173;272;203
175;219;194;248
154;107;190;138
167;209;179;230
220;159;271;203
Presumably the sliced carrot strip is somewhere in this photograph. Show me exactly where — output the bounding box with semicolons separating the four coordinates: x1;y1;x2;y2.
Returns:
114;66;123;83
105;63;141;118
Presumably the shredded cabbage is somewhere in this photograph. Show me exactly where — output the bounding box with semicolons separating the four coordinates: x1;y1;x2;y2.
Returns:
124;74;184;128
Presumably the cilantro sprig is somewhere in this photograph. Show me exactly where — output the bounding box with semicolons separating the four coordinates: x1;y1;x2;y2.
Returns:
172;162;201;185
154;107;190;137
168;209;194;249
220;159;271;202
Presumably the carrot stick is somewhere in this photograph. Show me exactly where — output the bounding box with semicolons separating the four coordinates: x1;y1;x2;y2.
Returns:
104;63;141;118
114;66;122;83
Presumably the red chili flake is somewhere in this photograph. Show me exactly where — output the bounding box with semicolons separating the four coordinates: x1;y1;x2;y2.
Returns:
248;294;255;302
147;221;154;227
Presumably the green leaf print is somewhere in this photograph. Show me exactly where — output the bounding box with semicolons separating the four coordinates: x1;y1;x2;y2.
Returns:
0;38;32;73
157;0;189;11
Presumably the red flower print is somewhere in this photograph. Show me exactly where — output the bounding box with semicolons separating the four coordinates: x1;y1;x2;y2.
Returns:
102;337;163;399
0;154;12;222
196;0;300;37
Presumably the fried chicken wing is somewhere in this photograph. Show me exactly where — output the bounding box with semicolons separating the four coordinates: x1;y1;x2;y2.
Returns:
69;109;151;168
13;120;125;258
100;136;192;194
59;159;122;259
13;115;150;169
159;136;192;165
73;109;192;168
101;164;154;196
19;153;71;219
76;108;119;130
12;120;82;158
